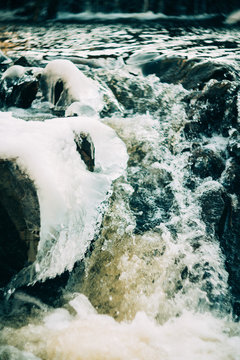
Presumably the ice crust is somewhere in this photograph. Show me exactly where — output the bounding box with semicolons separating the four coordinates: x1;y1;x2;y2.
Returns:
40;59;103;113
0;112;128;281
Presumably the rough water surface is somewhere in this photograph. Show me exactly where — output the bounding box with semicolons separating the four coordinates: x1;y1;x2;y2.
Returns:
0;20;240;360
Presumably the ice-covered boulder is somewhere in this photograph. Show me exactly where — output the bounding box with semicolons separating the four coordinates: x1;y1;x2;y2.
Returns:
0;112;128;288
40;59;103;114
0;65;39;109
2;65;27;81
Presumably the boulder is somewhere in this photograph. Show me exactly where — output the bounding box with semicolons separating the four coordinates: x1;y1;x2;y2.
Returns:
7;80;38;108
189;147;225;179
221;160;240;195
129;167;175;233
198;183;230;236
99;70;160;114
198;180;240;315
40;59;103;112
14;56;32;67
0;160;40;287
142;56;239;90
0;66;39;109
184;80;239;136
225;10;240;25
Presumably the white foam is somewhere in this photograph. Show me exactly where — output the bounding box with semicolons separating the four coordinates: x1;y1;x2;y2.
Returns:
2;304;240;360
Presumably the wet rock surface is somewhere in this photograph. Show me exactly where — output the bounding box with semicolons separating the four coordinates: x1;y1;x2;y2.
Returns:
74;132;95;172
0;160;40;287
184;80;239;137
190;147;225;179
142;56;239;90
0;66;39;109
141;55;240;315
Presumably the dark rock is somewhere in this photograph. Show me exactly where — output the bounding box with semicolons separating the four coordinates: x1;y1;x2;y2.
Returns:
198;184;231;237
227;130;240;162
99;71;160;114
128;168;175;233
14;56;31;67
18;270;70;307
190;147;225;179
221;159;240;195
185;81;239;136
0;68;39;109
220;201;240;317
0;160;40;287
7;80;39;108
181;266;188;280
142;56;238;90
183;121;203;140
74;132;95;172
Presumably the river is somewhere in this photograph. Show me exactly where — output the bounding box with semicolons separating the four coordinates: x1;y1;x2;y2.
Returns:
0;16;240;360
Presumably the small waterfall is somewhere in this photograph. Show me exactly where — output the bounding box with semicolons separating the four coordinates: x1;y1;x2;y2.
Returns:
0;19;240;360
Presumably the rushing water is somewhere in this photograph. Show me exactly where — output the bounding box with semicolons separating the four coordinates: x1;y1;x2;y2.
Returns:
0;18;240;359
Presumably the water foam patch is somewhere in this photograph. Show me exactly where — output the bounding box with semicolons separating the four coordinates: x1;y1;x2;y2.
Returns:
1;300;240;360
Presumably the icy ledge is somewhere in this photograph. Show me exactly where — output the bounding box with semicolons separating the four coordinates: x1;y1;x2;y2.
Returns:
0;112;128;283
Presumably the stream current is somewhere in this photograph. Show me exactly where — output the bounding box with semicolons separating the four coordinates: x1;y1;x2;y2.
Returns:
0;19;240;359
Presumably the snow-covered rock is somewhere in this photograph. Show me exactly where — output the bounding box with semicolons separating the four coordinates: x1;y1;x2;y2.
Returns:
40;59;103;113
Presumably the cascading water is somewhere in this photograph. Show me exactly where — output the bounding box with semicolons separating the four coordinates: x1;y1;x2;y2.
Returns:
0;19;240;360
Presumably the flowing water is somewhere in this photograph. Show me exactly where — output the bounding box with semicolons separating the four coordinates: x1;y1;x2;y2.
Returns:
0;18;240;359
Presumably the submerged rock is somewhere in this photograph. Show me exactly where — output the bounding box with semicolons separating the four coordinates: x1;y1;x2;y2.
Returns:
198;182;230;236
189;147;225;179
129;168;175;233
220;201;240;316
98;70;160;114
0;160;40;287
221;159;240;195
227;130;240;161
